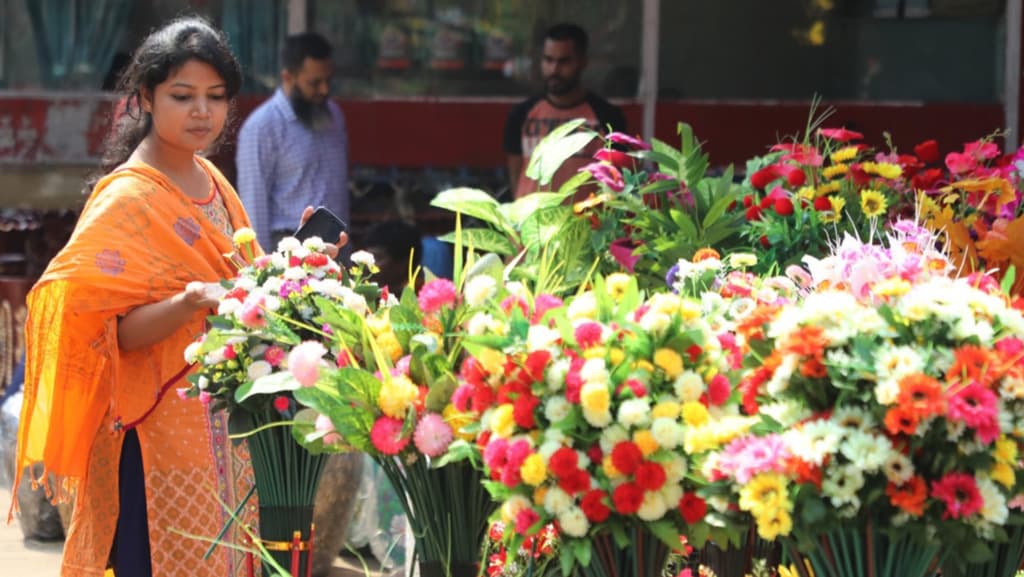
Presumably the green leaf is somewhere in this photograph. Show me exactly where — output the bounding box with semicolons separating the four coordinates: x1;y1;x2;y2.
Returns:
424;374;457;413
638;177;681;196
502;190;575;227
702;189;739;230
559;547;575;577
647;519;684;551
572;540;591;567
520;206;570;250
438;228;517;256
431;188;512;234
648;138;683;173
558;170;592;197
235;371;301;403
526;119;597;185
1002;265;1017;295
669;209;698;238
388;305;423;351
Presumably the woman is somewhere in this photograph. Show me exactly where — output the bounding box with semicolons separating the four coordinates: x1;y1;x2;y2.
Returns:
12;17;343;577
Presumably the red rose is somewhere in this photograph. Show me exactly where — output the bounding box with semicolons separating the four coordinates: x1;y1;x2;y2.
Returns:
548;447;579;478
914;139;940;164
813;196;833;211
635;462;667;491
581;490;611;522
611;441;643;475
678;492;707;524
612;482;644;514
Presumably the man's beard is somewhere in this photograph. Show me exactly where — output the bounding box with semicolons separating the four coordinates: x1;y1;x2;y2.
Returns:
546;73;581;96
290;90;332;130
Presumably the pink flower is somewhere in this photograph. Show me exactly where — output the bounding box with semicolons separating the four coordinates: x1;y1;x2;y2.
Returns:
238;295;267;328
818;127;864;142
574;322;604;349
370;416;410;455
717;434;789;484
316;413;343;445
506;439;532;470
253;255;272;269
484;438;510;472
452;384;474;412
396;355;412;376
947;382;1000;443
514;507;541;536
198;391;212;405
931;472;984;519
264;346;286;367
581;162;625;192
501;295;529;317
707;374;731;406
945;151;976;175
532;294;563;322
336;348;355;368
176;387;189;401
606;132;651;151
418;278;458;313
413;412;454;457
288;341;328;387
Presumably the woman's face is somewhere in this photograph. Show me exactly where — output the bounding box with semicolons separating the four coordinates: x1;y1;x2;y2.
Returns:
144;59;228;154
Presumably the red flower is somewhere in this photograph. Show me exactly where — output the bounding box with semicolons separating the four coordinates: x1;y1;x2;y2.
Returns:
523;350;552;383
612;482;644;514
471;385;496;414
574;322;604;349
678;492;707;524
773;197;794;216
759;235;771;249
595;148;636;169
914;139;940;164
581;489;611;522
223;345;237;360
813;196;833;211
745;206;763;222
707;374;731;406
818;127;864;142
512;394;540;429
303;253;329;268
743;195;754;208
931;472;984;520
549;447;579;478
611;441;644;475
487;550;506;577
587;444;603;464
558;469;591;495
515;508;541;536
785;166;806;187
273;395;290;413
635;462;667;491
460;357;487;386
750;165;781;189
911;168;943;190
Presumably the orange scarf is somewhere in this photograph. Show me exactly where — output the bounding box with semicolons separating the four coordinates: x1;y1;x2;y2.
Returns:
13;158;255;509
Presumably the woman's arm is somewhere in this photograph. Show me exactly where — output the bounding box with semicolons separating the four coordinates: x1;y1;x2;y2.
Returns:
117;282;222;351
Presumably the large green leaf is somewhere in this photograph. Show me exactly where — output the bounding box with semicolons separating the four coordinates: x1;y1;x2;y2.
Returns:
438;227;517;256
702;188;739;229
525;119;597;185
424;373;457;412
431;188;512;234
500;190;574;226
558;170;592;196
520;206;570;250
648;138;682;174
669;209;698;238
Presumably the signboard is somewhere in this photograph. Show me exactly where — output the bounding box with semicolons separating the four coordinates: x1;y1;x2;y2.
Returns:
0;94;116;164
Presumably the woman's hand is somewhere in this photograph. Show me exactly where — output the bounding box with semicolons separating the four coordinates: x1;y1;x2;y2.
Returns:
181;281;226;311
118;281;225;351
299;205;349;259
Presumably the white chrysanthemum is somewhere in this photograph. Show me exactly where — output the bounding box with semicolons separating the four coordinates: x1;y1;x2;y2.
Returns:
953;317;994;344
217;298;242;316
546;358;571;392
785;420;842;466
567;292;598;321
583;408;613;428
545;397;572;424
464;275;497;308
882;452;914;485
833;406;876;432
822;464;865;509
538;440;562;460
874;379;901;405
204;347;226;365
343;292;369;316
235;276;257;292
651;418;685;450
760;401;811;428
838;429;890;472
639;311;671;335
766;354;799;395
276;237;302;253
543;487;573;515
301;236;327;252
978;477;1009;525
617;398;651;429
544;429;568;446
557;506;590;537
184;341;202;364
580;358;609;385
263;295;282;312
673;370;704;402
308;278;343;298
247;360;273;381
660;483;683;511
599;424;630;453
527;325;561;352
467;312;497;336
350;250;376;267
197;375;210;390
661;454;688;483
874;346;924;383
283;266;308;281
637;490;669;521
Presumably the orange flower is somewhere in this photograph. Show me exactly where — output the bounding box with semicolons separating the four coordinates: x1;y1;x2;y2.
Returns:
884;406;920;436
785;456;822;489
886;476;927;517
783;326;829;358
896;373;946;418
737;305;782;342
948;345;995;386
800;358;828;379
693;248;721;262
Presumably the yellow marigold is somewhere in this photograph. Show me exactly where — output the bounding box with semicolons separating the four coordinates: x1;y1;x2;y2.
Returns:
816;181;841;196
603;455;623;478
580;382;611;414
654;348;684;379
477;347;506;375
755;507;794;541
739;473;791;517
533;486;549;507
681;401;709;427
490;404;516;438
823;163;849;180
443;404;475;441
992;462;1015;489
377;331;404;363
520;453;548;486
378;375;418;419
606;273;632;301
633;429;659;457
995;437;1018;464
608;348;626;366
232;227;257;245
860;189;888;218
652;400;681;420
830;145;859;163
584;347;607;360
797;186;817;200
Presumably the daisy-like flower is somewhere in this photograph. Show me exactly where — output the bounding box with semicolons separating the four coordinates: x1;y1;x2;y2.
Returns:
371;416;411;455
838;429;891;472
413;412;454;457
882;452;915;485
822;463;865;509
931;472;984;519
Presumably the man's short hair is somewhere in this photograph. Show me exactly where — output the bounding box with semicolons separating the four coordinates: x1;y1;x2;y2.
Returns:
282;32;332;71
544;23;588;56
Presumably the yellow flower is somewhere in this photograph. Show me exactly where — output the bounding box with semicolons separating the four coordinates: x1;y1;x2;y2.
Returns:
603;455;623;478
366;313;392;336
443;404;475;441
654;349;684;379
477;347;506;375
679;299;703;321
995;437;1018;464
739;473;790;516
533;486;548;506
728;253;758;268
755;507;793;540
860;189;888;218
816;181;841;196
820;196;846;223
797;186;817;200
648;293;682;316
377;331;404;363
232;227;256;245
490;404;516;438
823;163;849;180
652;400;681;419
991;462;1015;489
779;560;815;577
872;277;911;298
681;401;709;427
520;453;548;486
634;359;655;374
807;20;825;46
580;382;611;414
875;163;903;179
830;146;858;164
608;348;626;366
633;429;659;457
378;375;418;419
606;273;632;301
583;347;607;360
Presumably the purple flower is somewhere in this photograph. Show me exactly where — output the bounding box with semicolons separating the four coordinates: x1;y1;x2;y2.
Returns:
665;263;681;291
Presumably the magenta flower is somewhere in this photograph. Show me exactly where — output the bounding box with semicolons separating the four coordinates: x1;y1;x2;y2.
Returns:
948;382;1000;443
514;507;541;536
238;295;267;328
452;383;474;412
483;437;510;471
532;294;564;322
287;341;328;387
609;238;642;272
370;416;410;455
418;278;458;314
176;387;189;401
581;162;625;192
931;472;984;519
264;345;286;367
606;132;651;151
198;391;212;405
413;412;454;457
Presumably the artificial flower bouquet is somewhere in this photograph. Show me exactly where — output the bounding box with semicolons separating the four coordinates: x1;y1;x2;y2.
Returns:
705;223;1024;577
482;521;560;577
455;273;749;577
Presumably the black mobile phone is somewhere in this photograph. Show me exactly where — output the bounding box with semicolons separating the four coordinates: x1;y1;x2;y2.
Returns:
294;206;348;243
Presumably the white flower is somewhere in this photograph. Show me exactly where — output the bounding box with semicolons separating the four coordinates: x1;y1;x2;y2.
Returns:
302;236;327;252
543;487;573;515
506;281;528;298
350;250;376;267
235;276;257;292
883;452;914;485
467;312;497;336
637;490;669;521
651;418;684;450
660;484;683;511
464;275;497;307
567;292;597;321
546;359;571;392
217;298;242;316
580;358;609;385
527;325;561;352
262;277;284;294
184;341;202;364
639;311;671;335
343;292;369;316
616;398;651;428
661;454;688;483
760;401;811;428
785;420;842;466
822;464;865;509
276;237;302;253
874;379;901;405
247;360;273;381
599;424;630;453
673;371;704;402
978;477;1009;525
204;348;226;365
839;429;890;472
833;406;875;432
557;506;590;538
582;408;612;428
263;295;282;312
284;266;308;281
874;346;924;384
538;440;562;460
197;375;209;390
544;397;572;424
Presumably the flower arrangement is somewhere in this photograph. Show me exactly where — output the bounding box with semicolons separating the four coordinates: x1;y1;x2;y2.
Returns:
455;273;747;576
705;225;1024;576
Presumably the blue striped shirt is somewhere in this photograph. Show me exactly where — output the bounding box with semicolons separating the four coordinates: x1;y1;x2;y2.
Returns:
235;89;349;251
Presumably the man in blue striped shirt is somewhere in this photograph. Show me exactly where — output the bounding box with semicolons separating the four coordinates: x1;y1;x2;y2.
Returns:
236;32;349;252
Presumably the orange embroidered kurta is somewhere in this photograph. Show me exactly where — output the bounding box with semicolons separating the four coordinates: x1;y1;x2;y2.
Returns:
15;158;259;577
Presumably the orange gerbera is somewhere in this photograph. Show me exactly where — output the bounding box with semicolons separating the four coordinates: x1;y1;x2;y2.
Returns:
737;305;782;341
949;345;995;386
784;456;823;489
886;476;928;517
692;248;721;262
784;326;829;358
884;406;920;436
800;358;828;379
896;373;946;418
